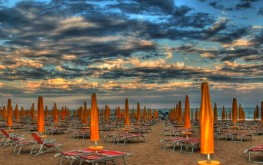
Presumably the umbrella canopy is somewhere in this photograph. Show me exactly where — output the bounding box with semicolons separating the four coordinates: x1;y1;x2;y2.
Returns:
7;99;13;128
124;98;130;127
90;93;99;142
37;96;45;133
53;103;59;125
83;103;88;124
178;101;182;123
137;102;141;123
184;95;191;129
14;104;19;122
213;103;218;122
200;82;214;154
232;98;238;125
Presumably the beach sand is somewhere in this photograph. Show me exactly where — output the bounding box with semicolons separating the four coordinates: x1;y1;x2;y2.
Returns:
0;120;261;165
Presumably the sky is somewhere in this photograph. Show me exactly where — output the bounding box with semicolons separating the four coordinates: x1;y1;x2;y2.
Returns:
0;0;262;109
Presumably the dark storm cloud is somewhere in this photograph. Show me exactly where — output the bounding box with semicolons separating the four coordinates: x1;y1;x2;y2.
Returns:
258;8;263;15
208;27;249;43
219;48;260;61
133;0;175;14
173;5;192;16
208;2;233;11
235;2;252;10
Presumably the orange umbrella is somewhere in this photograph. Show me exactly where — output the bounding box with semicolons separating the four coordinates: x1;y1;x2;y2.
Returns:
200;82;214;158
137;102;141;123
90;93;99;144
20;106;25;118
195;108;199;121
213;103;218;122
53;103;58;125
184;95;191;129
7;99;13;129
14;104;19;122
83;103;88;124
2;106;7;120
178;101;182;123
124;98;130;127
143;106;147;122
232;98;238;125
37;96;45;133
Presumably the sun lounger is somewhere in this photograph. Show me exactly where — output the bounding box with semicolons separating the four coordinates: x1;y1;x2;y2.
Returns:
0;128;25;146
244;145;263;163
79;149;132;165
116;133;145;144
55;149;93;165
180;138;200;153
56;149;131;165
30;132;63;156
160;137;185;150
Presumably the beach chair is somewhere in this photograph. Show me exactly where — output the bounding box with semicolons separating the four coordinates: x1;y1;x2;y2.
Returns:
160;137;185;151
244;145;263;163
30;132;63;156
230;131;253;142
116;133;145;145
79;149;132;165
0;128;25;146
180;138;200;153
13;139;36;155
55;149;93;165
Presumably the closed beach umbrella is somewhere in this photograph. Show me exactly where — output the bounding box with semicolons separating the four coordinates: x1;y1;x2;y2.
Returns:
7;99;13;128
83;103;88;124
53;103;58;125
14;104;19;122
137;102;141;123
37;96;45;133
232;98;238;125
178;101;182;123
90;93;99;143
184;95;191;129
213;103;218;122
143;106;147;122
124;98;130;127
200;82;214;155
195;108;199;121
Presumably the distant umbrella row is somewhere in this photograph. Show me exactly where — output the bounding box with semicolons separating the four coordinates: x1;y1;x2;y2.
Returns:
168;97;263;125
0;97;159;130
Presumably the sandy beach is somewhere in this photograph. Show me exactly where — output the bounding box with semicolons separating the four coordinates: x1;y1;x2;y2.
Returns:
0;119;262;165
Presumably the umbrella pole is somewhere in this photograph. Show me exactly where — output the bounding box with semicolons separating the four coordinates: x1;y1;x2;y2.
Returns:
95;141;97;147
207;154;211;163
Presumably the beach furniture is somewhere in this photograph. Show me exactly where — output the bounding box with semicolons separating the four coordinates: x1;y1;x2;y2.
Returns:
30;132;63;156
160;137;200;152
160;137;185;151
244;145;263;163
56;149;93;165
13;138;36;155
0;128;25;146
79;149;132;165
56;148;131;165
